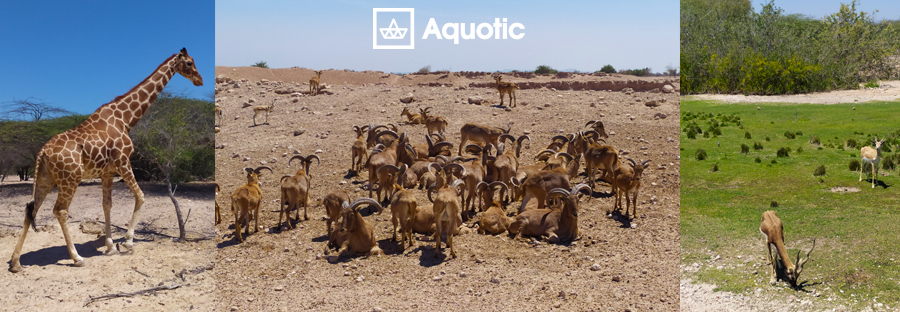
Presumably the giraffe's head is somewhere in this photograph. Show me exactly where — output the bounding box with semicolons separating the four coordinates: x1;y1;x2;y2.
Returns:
174;48;203;86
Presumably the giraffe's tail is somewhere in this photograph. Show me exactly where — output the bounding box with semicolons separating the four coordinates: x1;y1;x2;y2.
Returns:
26;150;47;231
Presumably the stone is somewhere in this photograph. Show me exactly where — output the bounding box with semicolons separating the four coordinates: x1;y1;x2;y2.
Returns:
662;85;675;93
400;93;415;103
468;96;484;104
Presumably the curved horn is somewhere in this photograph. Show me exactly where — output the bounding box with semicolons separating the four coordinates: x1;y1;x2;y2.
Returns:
254;166;273;175
427;162;442;178
451;179;466;192
641;159;652;167
352;125;360;133
796;239;816;273
489;181;509;202
509;177;520;187
371;124;388;132
435;155;449;164
627;158;637;167
585;120;597;128
583;130;601;140
432;141;453;150
570;183;592;198
443;163;467;177
375;130;399;141
476;181;490;196
348;197;383;215
425;133;434;149
427;184;436;203
215;183;221;192
555;152;574;162
361;124;370;132
566;133;576;142
369;148;384;156
505;123;511;134
280;175;292;182
535;149;559;161
404;143;418;159
377;164;401;179
499;134;516;144
550;135;569;143
305;154;321;166
464;144;483;154
243;167;254;174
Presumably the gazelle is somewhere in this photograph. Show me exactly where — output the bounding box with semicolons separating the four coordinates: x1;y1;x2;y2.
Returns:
759;210;815;287
252;99;275;126
309;70;322;96
859;137;885;189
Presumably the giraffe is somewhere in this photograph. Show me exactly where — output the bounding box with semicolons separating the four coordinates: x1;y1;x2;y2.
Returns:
8;48;203;273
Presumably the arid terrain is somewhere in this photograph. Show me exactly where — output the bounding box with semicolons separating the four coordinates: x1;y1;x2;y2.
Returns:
214;67;681;311
0;181;216;311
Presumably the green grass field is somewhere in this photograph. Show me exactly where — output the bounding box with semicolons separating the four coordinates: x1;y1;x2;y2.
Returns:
680;99;900;308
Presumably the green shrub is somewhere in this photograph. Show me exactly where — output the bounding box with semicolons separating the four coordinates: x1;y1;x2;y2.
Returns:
711;163;719;172
771;159;777;164
696;149;708;160
740;143;750;154
753;142;763;150
598;64;616;74
620;68;651;76
417;65;432;74
251;61;269;68
703;132;710;138
755;157;762;163
777;147;789;157
883;155;896;171
864;80;880;88
784;131;795;139
846;138;858;148
849;160;861;171
796;146;803;153
770;201;778;208
745;131;752;139
814;165;826;176
687;128;697;139
765;136;770;141
534;65;558;75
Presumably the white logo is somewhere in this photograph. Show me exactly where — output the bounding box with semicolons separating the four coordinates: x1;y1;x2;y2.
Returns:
373;8;414;49
380;19;407;39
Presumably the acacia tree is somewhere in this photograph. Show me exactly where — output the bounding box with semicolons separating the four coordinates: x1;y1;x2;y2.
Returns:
131;91;214;241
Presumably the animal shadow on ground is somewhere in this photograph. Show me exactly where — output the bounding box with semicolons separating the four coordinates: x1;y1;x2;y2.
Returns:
861;179;889;189
344;171;358;179
12;236;106;268
772;261;824;291
607;210;634;228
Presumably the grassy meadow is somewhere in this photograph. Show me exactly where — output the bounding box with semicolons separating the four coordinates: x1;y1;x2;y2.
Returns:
680;99;900;308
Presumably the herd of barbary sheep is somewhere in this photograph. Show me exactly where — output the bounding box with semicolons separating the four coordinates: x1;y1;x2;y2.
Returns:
216;73;652;261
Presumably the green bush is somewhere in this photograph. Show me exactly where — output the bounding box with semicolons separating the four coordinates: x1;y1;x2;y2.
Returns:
687;128;697;139
849;160;861;171
620;68;651;76
765;136;770;141
755;157;762;163
680;0;899;95
251;61;269;68
777;147;789;157
598;64;616;74
814;165;826;176
417;65;431;74
784;131;795;139
740;143;750;154
883;155;896;171
753;142;764;150
534;65;558;75
696;149;708;160
846;139;858;148
711;163;719;172
797;146;803;153
771;159;777;164
745;131;752;139
770;201;778;208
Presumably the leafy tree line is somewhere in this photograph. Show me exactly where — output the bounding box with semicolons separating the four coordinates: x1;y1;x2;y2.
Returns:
0;92;214;185
681;0;900;95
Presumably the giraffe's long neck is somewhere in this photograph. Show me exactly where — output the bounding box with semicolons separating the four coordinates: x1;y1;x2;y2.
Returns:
89;54;178;132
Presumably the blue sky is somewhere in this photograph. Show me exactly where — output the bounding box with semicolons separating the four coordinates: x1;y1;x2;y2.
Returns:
0;1;215;117
216;0;680;74
750;0;900;21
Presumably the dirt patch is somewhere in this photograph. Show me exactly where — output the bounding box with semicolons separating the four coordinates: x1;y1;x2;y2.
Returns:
0;181;216;311
214;67;681;311
830;186;860;193
684;80;900;104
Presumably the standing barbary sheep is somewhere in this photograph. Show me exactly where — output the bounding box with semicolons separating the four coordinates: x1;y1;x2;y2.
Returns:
380;164;418;249
252;99;275;126
427;163;466;258
309;70;322;96
494;75;518;107
278;155;319;230
215;183;222;225
508;184;591;244
326;197;384;257
231;166;273;243
458;123;510;156
350;125;368;174
613;159;651;219
323;190;350;237
420;107;449;135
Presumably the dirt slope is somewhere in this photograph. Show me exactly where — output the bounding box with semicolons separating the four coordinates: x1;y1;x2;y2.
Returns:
214;67;681;311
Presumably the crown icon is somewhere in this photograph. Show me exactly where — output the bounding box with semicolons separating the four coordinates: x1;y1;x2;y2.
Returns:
380;19;408;39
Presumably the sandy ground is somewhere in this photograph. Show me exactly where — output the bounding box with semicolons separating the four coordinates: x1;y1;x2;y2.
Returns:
214;67;681;311
680;84;900;312
685;80;900;104
0;181;216;311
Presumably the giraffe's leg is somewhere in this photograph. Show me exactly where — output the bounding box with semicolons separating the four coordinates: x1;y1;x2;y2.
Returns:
101;173;119;255
53;182;85;267
118;167;144;253
9;178;54;272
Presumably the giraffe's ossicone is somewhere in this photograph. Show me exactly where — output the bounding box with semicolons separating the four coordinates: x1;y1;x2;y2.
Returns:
9;48;203;273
